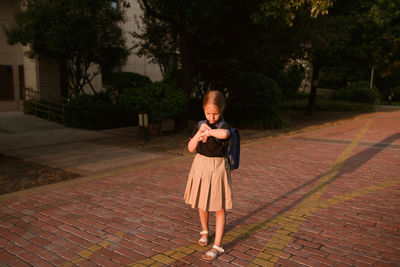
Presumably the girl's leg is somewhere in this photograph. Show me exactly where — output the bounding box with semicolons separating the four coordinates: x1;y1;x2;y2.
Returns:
199;208;209;239
214;209;225;246
203;209;226;260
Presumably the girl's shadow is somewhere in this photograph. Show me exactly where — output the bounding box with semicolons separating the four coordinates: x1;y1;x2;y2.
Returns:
224;132;400;249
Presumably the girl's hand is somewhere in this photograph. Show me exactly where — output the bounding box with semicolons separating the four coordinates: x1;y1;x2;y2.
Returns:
196;123;211;142
188;123;211;152
198;131;208;143
199;123;211;133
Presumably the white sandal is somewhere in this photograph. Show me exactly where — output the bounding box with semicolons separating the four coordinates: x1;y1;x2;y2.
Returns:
202;244;224;261
198;230;209;247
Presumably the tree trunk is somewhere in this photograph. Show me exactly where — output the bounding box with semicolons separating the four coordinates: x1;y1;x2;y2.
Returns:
370;66;375;89
305;63;321;116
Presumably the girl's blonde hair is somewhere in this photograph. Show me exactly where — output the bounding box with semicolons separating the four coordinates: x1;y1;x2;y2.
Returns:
202;90;225;111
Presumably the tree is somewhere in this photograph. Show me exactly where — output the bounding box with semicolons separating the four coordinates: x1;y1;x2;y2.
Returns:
136;0;354;118
135;0;279;130
253;0;338;115
299;0;400;108
253;0;333;25
358;0;400;89
135;0;289;95
4;0;130;97
292;4;352;115
136;0;198;96
132;8;179;81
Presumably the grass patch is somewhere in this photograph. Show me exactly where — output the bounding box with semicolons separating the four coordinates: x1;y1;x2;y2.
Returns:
0;153;81;195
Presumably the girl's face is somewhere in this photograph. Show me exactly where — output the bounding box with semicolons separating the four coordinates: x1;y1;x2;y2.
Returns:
204;104;221;124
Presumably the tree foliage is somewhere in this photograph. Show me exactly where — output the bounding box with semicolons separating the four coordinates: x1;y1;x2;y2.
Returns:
135;0;296;98
254;0;400;114
334;81;380;104
361;0;400;78
253;0;334;25
134;0;400;119
132;5;179;80
4;0;130;97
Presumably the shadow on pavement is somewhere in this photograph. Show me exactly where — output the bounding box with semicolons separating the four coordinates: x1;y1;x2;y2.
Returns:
224;132;400;249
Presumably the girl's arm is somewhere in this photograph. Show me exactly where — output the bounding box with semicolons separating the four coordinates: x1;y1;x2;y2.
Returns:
188;125;230;153
188;123;212;153
204;129;230;139
188;130;202;152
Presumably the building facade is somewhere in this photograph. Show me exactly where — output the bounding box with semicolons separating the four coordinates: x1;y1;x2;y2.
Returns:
0;0;162;111
121;1;163;81
0;0;24;111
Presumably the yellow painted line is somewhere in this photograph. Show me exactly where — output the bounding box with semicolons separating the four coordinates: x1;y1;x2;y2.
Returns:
62;231;125;266
85;171;399;266
317;175;400;210
251;119;373;265
127;172;400;267
129;119;376;266
1;111;392;204
125;243;209;266
124;166;398;267
61;117;400;266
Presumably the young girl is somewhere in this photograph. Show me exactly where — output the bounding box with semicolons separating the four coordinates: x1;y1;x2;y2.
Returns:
184;90;233;261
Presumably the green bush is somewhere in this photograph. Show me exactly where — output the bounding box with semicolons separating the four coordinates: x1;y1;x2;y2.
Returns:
120;82;187;123
278;65;305;100
65;92;137;129
238;107;288;129
226;72;285;129
229;72;281;109
293;91;326;101
334;81;380;104
65;93;111;129
318;66;369;90
103;72;152;94
385;86;400;102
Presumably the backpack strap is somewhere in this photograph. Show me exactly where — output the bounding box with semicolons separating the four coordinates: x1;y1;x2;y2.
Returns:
216;120;226;129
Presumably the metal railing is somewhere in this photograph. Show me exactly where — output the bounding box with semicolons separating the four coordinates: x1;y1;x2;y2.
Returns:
22;88;69;125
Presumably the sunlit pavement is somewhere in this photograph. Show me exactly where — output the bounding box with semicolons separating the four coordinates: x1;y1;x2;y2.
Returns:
1;111;400;266
0;112;169;175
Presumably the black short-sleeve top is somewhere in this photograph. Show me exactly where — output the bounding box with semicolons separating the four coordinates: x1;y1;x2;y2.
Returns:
191;119;231;157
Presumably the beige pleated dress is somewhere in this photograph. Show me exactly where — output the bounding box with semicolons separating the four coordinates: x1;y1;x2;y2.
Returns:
184;120;233;211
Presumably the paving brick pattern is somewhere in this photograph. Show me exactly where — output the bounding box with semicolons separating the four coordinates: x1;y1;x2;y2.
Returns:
1;111;400;266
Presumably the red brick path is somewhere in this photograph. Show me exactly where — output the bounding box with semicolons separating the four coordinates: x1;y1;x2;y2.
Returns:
1;111;400;266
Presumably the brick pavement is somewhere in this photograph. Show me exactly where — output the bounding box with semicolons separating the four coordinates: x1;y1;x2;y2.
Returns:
1;111;400;266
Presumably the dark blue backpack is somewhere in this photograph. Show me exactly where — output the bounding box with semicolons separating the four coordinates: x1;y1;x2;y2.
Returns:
198;120;240;170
